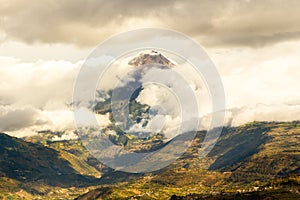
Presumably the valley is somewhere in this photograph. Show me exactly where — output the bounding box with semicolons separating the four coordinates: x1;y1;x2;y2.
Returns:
1;121;300;199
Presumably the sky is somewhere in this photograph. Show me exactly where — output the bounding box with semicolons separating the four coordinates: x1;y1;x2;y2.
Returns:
0;0;300;137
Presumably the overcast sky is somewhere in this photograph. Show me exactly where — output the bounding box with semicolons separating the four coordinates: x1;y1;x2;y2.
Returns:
0;0;299;136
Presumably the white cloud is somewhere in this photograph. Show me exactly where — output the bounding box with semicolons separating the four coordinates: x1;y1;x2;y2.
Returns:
0;57;81;109
52;130;78;141
209;40;300;108
226;104;300;127
0;57;80;136
1;39;300;137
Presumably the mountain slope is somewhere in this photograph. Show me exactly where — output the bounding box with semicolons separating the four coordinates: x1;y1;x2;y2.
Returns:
0;132;98;187
76;121;300;199
209;122;300;182
1;121;300;199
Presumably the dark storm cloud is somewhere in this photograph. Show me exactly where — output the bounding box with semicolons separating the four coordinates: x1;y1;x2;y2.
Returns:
0;106;47;131
1;0;300;46
0;0;174;45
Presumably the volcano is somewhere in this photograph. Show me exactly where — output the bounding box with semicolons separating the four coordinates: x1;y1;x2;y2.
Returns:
128;50;175;68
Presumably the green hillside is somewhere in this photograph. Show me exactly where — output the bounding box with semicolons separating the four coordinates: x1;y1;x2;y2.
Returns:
77;121;300;199
1;121;300;199
0;132;102;199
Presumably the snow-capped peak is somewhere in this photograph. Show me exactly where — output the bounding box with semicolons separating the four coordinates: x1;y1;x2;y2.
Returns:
128;50;175;67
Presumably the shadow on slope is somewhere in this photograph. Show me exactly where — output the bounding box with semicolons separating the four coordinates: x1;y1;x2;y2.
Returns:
0;133;99;188
208;123;271;171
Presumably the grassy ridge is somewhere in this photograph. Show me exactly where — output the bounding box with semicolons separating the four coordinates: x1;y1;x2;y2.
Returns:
1;121;300;199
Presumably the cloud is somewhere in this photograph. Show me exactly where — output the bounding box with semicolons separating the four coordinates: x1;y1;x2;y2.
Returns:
1;41;300;136
1;0;300;47
0;0;164;46
0;105;76;137
226;104;300;127
0;57;80;108
209;40;300;109
0;56;116;136
0;57;78;135
0;106;47;131
51;130;78;141
0;105;114;138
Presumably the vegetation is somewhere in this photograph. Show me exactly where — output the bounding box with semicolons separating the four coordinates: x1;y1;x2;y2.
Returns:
1;121;300;199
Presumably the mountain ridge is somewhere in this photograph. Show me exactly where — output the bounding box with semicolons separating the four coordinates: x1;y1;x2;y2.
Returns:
1;121;300;199
0;132;99;187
